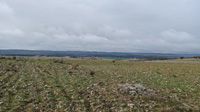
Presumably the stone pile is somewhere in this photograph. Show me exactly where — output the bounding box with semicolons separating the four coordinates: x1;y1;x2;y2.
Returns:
117;83;154;95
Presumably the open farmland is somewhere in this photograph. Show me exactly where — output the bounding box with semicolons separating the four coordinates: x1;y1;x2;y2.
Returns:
0;58;199;111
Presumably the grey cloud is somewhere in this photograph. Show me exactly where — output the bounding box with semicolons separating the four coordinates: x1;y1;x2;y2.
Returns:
0;0;199;53
160;30;196;43
0;1;14;18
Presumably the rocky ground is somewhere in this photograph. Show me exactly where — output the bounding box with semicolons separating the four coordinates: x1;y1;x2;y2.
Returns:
0;57;199;111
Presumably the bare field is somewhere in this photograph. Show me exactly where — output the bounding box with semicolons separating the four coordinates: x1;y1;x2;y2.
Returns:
0;58;199;111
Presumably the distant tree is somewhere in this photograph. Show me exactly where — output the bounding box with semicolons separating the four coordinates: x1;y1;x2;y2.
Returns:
13;56;16;60
160;58;167;60
193;56;200;59
180;57;184;59
0;57;6;59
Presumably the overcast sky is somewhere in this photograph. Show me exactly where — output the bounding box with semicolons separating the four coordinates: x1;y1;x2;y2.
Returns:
0;0;200;53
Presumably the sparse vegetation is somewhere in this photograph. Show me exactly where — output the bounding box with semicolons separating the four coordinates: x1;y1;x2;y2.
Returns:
159;57;168;60
0;58;199;111
194;56;200;59
104;57;130;60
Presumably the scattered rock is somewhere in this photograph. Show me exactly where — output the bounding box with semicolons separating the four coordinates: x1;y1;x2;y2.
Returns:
93;83;98;86
117;83;154;95
129;91;137;95
182;103;191;109
128;103;135;108
134;84;146;91
44;85;52;88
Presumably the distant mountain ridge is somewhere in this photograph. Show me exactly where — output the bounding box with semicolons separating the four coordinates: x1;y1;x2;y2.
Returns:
0;49;199;59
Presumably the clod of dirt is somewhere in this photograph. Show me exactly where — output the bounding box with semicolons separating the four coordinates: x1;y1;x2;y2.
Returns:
117;83;154;95
90;71;95;76
172;75;178;78
71;64;79;69
68;71;73;75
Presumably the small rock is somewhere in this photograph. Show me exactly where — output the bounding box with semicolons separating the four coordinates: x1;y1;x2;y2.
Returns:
93;83;98;86
134;84;146;91
110;107;115;110
128;103;135;108
129;91;137;95
0;101;3;105
129;86;136;90
182;103;191;109
136;89;142;94
44;85;52;88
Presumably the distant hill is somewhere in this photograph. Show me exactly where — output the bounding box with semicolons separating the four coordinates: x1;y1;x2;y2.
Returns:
0;49;198;60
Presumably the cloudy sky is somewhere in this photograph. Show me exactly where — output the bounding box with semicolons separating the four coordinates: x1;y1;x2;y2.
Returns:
0;0;200;53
